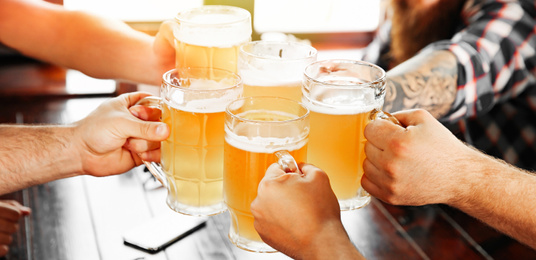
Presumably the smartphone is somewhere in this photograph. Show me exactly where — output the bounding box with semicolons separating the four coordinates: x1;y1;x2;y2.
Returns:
123;214;207;254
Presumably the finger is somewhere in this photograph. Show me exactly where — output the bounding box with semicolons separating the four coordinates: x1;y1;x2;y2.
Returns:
391;109;433;127
121;92;155;107
0;233;12;245
264;163;287;180
129;106;162;122
298;163;325;179
124;139;161;154
138;149;161;162
361;170;384;199
0;245;8;257
119;119;170;142
364;140;384;167
0;219;18;234
0;203;24;222
364;117;403;150
362;158;391;186
3;201;31;216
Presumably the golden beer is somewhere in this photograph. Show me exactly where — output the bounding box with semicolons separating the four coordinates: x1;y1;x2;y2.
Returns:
306;105;371;200
224;135;307;243
223;97;309;252
303;59;387;211
175;42;242;73
139;68;242;217
243;82;302;102
161;102;226;208
174;5;252;72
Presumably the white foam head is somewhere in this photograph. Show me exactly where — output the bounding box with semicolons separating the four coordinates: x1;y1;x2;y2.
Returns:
225;130;307;154
164;78;242;113
302;86;382;115
175;6;252;47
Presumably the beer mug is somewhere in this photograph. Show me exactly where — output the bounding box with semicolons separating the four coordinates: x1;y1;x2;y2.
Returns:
174;5;252;72
238;41;317;101
302;59;398;211
223;97;309;252
137;67;242;216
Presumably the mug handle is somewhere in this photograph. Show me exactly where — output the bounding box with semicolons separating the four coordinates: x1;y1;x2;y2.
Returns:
369;108;402;126
134;96;168;188
274;150;303;176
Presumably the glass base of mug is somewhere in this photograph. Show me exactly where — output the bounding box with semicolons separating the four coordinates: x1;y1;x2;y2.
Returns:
166;199;227;217
338;187;371;211
228;231;277;253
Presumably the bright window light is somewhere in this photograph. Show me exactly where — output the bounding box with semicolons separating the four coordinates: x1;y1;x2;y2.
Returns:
254;0;380;33
63;0;203;22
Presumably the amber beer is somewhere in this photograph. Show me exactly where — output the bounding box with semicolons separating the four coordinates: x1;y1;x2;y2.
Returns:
160;101;226;209
223;97;309;252
138;68;242;217
224;134;307;243
238;41;317;102
306;103;372;203
174;5;252;72
303;59;388;211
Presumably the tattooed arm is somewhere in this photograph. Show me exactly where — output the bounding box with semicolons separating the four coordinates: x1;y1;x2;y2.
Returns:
383;50;458;119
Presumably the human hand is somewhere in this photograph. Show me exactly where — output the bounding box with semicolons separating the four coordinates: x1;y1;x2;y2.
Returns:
362;109;476;206
150;20;177;85
74;92;170;177
0;200;31;257
251;163;353;259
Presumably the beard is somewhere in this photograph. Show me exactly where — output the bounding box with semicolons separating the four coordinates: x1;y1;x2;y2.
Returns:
388;0;467;67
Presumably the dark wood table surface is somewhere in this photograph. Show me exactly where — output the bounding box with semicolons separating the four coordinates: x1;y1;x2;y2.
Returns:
1;54;535;260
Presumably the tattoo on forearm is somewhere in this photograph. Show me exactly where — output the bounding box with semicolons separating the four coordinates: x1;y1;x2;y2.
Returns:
383;51;458;118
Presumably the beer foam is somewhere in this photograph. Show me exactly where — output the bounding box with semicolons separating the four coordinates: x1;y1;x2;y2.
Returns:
302;90;381;115
186;78;236;90
240;70;301;86
176;13;251;47
225;131;307;154
164;82;241;113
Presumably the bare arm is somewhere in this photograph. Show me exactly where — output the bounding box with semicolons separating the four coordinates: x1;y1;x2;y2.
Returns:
0;0;174;85
451;153;536;249
0;125;80;194
0;93;169;195
384;50;458;118
363;109;536;249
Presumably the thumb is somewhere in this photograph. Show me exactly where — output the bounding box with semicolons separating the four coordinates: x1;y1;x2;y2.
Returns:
264;163;287;180
122;120;170;142
392;109;433;127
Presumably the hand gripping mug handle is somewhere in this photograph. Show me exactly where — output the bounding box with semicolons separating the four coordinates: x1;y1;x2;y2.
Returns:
369;108;402;126
134;96;168;188
275;150;303;176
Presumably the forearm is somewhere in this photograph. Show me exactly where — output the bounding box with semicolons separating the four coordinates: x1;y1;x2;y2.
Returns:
0;125;81;195
450;151;536;249
0;0;162;85
384;50;458;118
304;221;365;260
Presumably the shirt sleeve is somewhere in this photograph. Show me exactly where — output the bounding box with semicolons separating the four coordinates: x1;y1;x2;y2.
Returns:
420;0;536;123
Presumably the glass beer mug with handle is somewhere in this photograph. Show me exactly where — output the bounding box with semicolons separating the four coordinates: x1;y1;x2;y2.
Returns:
223;96;309;253
136;67;243;217
174;5;252;73
302;59;399;211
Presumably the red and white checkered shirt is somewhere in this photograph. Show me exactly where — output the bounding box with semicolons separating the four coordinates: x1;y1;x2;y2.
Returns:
366;0;536;170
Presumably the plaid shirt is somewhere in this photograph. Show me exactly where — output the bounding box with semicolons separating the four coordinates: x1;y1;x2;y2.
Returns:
365;0;536;170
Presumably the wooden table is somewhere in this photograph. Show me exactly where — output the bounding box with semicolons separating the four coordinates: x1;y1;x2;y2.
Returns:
1;56;535;260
